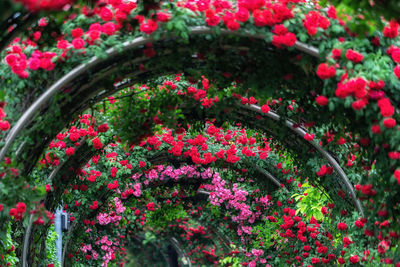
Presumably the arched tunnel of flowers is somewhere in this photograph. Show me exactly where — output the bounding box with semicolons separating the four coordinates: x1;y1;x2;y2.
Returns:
0;0;400;266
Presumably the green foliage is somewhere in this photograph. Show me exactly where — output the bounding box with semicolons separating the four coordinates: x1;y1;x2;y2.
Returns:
45;225;60;267
292;183;329;221
2;222;19;266
147;203;188;230
252;219;282;250
219;245;241;267
320;0;400;33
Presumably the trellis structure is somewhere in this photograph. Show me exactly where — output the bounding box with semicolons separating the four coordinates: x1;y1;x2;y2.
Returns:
0;0;399;266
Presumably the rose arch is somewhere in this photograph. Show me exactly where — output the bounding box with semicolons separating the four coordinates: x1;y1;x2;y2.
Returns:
0;0;399;266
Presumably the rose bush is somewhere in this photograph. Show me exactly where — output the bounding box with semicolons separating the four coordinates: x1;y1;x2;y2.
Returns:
0;0;399;266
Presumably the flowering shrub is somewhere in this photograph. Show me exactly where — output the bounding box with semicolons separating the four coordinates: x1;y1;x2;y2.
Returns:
0;0;399;266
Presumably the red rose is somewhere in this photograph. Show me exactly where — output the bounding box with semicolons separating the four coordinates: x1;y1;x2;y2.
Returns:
226;20;240;31
354;219;365;228
331;48;342;59
261;104;270;113
394;170;400;184
69;132;79;142
139;161;146;168
71;28;83;38
146;202;155;211
139;20;158;34
383;20;399;38
317;246;328;254
394;65;400;79
304;133;314;141
316;63;336;79
273;24;288;35
9;208;17;217
316;165;327;176
315;95;328;106
102;22;116;36
89;201;98;210
337;222;347;231
88;30;101;41
28;57;41;70
352;99;367;110
16;202;26;213
99;7;113;21
65;147;75;156
115;9;127;22
45;184;51;192
383;118;396;128
57;40;70;49
346;49;363;63
377;98;394;117
206;15;220;27
110;167;118;178
327;6;337;19
388;151;400;159
371;125;381;134
5;54;18;66
391;50;400;63
39;18;48;26
72;38;85;49
156;12;170;22
0;121;10;131
349;255;359;263
92;137;103;150
98;123;109;133
311;258;320;264
107;180;119;190
272;32;297;47
235;8;249;22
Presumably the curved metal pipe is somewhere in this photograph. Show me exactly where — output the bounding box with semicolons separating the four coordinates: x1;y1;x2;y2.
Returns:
22;213;34;267
0;26;319;162
62;220;77;267
253;164;284;189
170;237;192;267
241;104;364;217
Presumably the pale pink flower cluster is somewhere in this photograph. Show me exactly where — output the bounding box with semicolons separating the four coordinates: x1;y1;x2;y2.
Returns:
96;212;121;225
133;183;141;197
96;198;125;225
131;173;142;180
80;244;99;260
113;197;125;214
93;235;119;266
258;195;271;206
81;244;92;253
207;174;253;223
143;165;201;182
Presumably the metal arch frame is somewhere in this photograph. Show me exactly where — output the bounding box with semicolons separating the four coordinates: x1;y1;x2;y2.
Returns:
56;154;281;266
22;214;34;267
170;237;192;267
0;26;318;162
0;25;362;215
241;104;364;217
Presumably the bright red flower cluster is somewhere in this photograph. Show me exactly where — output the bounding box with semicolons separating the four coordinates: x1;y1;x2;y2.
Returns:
303;11;330;36
9;202;26;220
345;49;364;63
14;0;73;12
316;63;336;80
383;20;399;39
